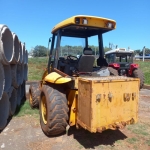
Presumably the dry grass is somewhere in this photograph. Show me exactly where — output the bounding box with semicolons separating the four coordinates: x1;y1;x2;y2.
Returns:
28;57;48;80
28;57;150;85
135;60;150;85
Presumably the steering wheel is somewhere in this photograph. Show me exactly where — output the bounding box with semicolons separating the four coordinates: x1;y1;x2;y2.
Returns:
67;55;78;63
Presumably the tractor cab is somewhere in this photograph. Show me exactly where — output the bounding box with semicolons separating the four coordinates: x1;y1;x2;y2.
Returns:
48;15;116;76
105;48;136;75
105;48;144;88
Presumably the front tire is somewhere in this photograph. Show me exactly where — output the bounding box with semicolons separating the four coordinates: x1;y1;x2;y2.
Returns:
29;83;41;108
132;69;144;89
40;84;68;136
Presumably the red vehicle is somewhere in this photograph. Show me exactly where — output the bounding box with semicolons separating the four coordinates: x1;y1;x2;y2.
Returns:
105;48;144;89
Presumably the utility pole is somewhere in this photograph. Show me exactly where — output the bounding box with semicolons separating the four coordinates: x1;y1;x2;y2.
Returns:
143;46;145;62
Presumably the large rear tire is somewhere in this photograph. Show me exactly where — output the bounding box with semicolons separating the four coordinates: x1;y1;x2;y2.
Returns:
132;69;144;89
40;84;68;136
29;83;41;108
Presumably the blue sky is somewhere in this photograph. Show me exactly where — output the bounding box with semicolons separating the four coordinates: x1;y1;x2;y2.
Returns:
0;0;150;52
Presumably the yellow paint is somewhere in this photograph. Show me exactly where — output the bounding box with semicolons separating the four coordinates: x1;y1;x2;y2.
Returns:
68;90;78;126
77;76;139;133
29;90;33;105
42;68;49;81
52;15;116;33
41;67;53;81
44;72;72;84
41;94;47;124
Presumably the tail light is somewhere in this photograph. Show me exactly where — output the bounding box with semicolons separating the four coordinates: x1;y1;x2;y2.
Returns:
128;63;139;76
109;63;120;69
130;64;139;68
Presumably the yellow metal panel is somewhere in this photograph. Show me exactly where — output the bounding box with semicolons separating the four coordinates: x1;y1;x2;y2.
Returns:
77;76;139;133
77;80;92;129
42;68;48;81
68;90;78;126
41;67;53;81
44;72;72;84
52;15;116;33
72;77;78;89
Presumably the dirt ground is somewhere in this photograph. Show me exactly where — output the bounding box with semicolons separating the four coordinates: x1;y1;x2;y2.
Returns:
0;89;150;150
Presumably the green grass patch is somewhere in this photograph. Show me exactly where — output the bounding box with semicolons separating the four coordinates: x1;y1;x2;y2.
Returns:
14;100;39;117
115;140;123;144
126;138;139;144
146;140;150;146
28;57;150;85
28;57;48;81
135;60;150;85
127;123;150;136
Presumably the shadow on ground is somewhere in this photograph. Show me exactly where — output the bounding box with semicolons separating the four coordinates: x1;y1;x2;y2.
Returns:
14;96;27;116
68;126;127;149
0;96;26;134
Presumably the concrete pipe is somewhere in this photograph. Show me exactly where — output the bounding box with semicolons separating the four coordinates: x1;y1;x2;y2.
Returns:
17;85;21;106
20;81;25;99
11;64;20;88
0;25;13;65
9;87;17;116
16;64;24;85
24;64;28;81
8;86;13;98
21;43;25;64
18;41;23;64
0;92;9;130
10;32;20;64
0;63;5;99
20;64;24;84
3;64;12;92
24;50;28;64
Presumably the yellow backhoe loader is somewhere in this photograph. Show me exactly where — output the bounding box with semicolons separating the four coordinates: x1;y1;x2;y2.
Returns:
29;15;139;136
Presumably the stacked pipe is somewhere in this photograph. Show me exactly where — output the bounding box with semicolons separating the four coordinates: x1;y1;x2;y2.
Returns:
0;24;28;130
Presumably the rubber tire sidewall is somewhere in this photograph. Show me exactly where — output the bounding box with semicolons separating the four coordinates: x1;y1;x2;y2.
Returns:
29;83;40;108
40;84;68;136
132;69;144;89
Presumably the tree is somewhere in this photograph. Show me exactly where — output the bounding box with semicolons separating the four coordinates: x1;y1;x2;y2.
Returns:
32;45;48;57
104;46;111;52
134;49;141;54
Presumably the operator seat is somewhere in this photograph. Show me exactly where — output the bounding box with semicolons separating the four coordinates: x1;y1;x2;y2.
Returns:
77;48;95;72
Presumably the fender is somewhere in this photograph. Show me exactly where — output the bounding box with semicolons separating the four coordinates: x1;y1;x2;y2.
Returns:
128;64;139;76
44;72;72;84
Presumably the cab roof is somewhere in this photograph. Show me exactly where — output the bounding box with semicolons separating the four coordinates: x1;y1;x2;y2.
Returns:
51;15;116;37
105;48;134;55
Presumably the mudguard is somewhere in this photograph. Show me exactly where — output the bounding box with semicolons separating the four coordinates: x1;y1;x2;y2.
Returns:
44;72;72;84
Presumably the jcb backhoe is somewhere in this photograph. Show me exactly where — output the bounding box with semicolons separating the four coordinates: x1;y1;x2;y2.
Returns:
29;15;139;136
